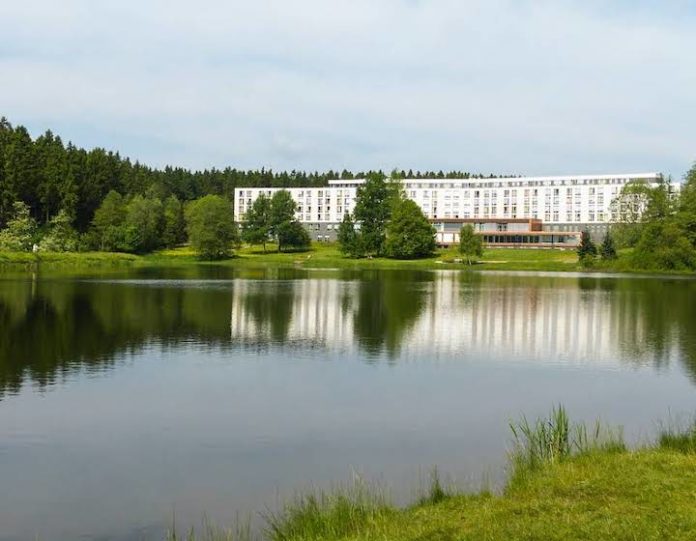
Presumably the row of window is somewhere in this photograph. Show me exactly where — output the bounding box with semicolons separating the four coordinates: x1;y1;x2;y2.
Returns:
330;177;640;189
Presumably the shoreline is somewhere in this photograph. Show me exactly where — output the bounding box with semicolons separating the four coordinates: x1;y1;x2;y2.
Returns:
168;409;696;541
1;244;695;277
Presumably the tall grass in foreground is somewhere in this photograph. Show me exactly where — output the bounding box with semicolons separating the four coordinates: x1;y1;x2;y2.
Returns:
508;405;625;487
416;467;453;506
659;417;696;453
166;515;257;541
165;406;696;541
263;478;392;541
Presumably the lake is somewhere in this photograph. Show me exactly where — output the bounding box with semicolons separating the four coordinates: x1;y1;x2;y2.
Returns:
1;266;695;540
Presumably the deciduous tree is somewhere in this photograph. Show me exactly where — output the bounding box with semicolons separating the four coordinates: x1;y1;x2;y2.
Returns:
185;195;238;259
276;220;310;251
459;224;483;265
632;220;696;271
91;190;126;251
39;209;79;252
0;201;37;251
163;195;186;248
385;199;436;259
242;193;272;252
353;173;391;256
269;190;306;252
123;195;164;253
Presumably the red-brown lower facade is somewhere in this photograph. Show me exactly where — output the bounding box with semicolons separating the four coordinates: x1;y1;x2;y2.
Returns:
432;218;581;248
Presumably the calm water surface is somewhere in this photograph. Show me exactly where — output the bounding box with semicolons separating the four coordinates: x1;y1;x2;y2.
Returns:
1;266;695;540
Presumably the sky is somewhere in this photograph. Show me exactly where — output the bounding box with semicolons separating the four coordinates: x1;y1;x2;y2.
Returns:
1;1;694;179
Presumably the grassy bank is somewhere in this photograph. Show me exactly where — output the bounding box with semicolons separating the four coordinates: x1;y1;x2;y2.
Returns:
0;244;579;272
0;250;138;270
148;243;582;272
1;243;691;275
170;409;696;541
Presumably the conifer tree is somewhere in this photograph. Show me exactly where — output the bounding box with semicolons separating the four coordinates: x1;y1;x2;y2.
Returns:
600;231;617;260
337;212;362;257
577;230;598;265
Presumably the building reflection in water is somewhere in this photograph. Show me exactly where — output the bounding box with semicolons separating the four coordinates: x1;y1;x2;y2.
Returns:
1;270;695;399
230;272;695;371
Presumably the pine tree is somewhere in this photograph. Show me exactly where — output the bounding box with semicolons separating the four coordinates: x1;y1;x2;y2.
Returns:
1;126;36;226
337;212;362;257
35;130;67;223
0;117;11;227
577;230;598;265
600;231;617;260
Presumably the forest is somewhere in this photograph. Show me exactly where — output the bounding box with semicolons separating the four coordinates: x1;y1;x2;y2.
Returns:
0;117;498;233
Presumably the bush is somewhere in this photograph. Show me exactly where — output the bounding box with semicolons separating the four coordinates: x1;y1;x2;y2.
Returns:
632;220;696;271
276;220;311;252
0;201;37;251
38;210;78;252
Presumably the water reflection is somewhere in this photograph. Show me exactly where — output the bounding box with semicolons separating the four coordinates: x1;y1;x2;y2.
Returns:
1;269;696;399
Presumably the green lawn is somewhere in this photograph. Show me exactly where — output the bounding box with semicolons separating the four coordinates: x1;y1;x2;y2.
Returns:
145;243;581;272
0;250;138;269
324;449;696;541
0;243;688;274
170;411;696;541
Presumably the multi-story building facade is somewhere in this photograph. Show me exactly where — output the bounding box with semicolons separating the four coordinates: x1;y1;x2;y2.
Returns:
234;172;662;245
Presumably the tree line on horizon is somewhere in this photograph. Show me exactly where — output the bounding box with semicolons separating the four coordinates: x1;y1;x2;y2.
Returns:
0;117;502;232
1;117;695;269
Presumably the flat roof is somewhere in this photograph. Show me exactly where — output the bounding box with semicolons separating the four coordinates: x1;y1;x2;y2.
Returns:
328;173;660;185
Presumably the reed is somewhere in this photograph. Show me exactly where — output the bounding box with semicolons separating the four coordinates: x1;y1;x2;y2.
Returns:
659;418;696;453
416;467;452;506
166;515;257;541
263;477;392;541
508;405;625;486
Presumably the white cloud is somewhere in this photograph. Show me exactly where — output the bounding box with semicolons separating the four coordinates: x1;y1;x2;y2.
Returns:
0;0;694;177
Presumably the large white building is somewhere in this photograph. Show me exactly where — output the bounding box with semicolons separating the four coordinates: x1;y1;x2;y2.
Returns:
235;172;662;244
